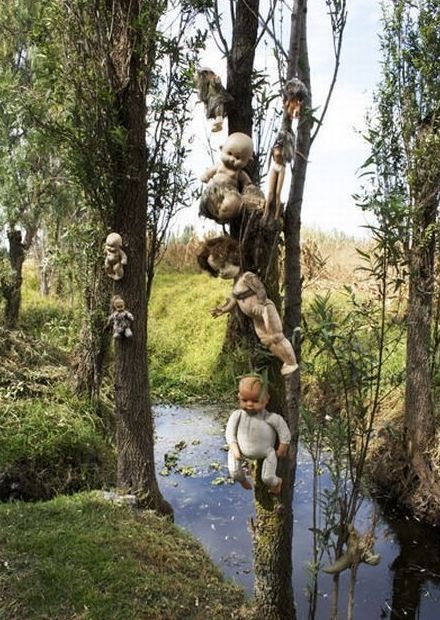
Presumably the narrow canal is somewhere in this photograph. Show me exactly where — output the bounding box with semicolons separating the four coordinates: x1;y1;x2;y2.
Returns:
155;404;440;619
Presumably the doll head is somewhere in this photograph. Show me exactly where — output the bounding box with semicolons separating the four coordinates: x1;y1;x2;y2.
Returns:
220;133;254;171
197;236;241;277
112;295;125;312
106;232;123;251
238;375;269;414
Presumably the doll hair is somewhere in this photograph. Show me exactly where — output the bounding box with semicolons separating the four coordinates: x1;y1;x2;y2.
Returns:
197;236;240;277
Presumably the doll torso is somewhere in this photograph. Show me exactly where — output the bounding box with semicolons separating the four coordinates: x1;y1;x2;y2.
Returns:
232;273;265;318
232;409;277;459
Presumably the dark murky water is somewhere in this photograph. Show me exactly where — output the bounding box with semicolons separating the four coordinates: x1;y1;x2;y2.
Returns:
155;404;440;619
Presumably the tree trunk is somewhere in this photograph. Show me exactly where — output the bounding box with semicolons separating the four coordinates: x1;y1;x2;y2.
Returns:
403;115;440;520
4;229;25;330
71;256;112;407
110;0;172;517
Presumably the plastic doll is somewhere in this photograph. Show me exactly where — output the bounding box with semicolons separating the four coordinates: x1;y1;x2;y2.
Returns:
107;296;133;339
196;67;233;133
197;236;298;375
282;77;308;120
323;525;381;574
225;375;291;494
199;132;265;223
105;232;127;281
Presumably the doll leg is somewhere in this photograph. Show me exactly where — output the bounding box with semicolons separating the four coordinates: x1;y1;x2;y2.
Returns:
124;327;133;338
261;448;282;494
227;450;252;490
256;304;298;374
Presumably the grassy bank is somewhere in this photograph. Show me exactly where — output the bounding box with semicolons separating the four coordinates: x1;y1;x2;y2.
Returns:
0;493;245;619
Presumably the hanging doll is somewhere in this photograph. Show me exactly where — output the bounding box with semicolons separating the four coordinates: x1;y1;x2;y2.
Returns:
282;77;308;120
104;232;127;281
196;67;233;133
197;236;298;376
199;132;265;223
107;296;134;339
264;129;295;220
226;375;291;494
323;524;381;574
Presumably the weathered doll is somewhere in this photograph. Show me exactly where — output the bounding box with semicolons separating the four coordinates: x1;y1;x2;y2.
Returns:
196;67;233;133
264;130;295;220
197;236;298;376
105;232;127;281
225;375;291;494
199;132;265;223
107;296;134;339
282;77;308;120
323;524;381;574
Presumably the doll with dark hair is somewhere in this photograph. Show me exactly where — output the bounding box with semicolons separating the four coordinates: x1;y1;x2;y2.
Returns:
196;67;233;133
197;236;298;375
282;77;308;120
107;296;134;339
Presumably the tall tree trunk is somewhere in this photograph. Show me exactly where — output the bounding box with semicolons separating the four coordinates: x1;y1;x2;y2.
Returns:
404;117;440;519
71;255;112;406
4;229;25;329
110;0;172;517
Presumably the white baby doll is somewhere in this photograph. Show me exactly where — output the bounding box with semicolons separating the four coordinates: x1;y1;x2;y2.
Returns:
197;236;298;376
105;232;127;281
199;132;265;223
196;67;233;133
225;375;291;494
107;296;134;339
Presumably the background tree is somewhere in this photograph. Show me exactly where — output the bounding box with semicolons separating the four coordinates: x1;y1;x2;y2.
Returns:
360;0;440;523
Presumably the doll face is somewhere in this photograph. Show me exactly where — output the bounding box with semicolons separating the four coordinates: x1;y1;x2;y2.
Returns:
113;299;125;312
220;134;253;171
207;255;240;279
272;146;284;165
238;378;269;414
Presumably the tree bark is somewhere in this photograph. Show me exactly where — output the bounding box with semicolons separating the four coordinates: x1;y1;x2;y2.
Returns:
110;0;172;517
404;117;440;518
71;255;112;406
4;229;26;330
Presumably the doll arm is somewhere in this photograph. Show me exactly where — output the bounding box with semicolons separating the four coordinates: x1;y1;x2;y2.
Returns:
225;410;242;458
200;166;218;183
277;443;290;458
126;311;134;322
211;296;237;317
238;170;252;187
266;413;291;455
242;272;268;304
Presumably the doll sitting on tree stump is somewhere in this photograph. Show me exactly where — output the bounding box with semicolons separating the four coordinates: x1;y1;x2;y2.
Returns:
226;375;291;494
199;132;265;223
107;296;133;339
197;236;298;376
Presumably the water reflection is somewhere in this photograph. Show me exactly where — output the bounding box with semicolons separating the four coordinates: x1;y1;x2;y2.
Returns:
154;404;440;619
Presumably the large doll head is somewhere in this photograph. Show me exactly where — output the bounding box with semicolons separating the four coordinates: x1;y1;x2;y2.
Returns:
197;236;241;278
220;133;254;171
238;375;270;414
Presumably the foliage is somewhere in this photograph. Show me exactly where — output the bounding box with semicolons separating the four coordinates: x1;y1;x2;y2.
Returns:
148;272;235;402
0;492;245;619
0;396;115;501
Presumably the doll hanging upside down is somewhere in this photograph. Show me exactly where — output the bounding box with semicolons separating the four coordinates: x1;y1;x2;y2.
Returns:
197;236;298;376
225;375;291;494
